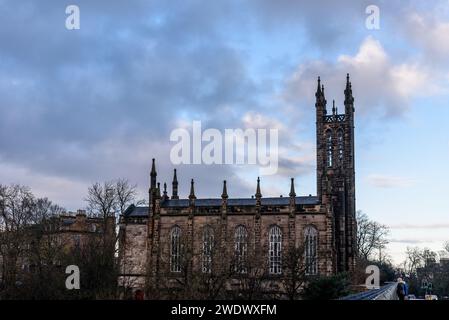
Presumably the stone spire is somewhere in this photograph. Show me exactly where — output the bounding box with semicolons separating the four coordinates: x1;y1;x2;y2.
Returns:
289;178;296;214
189;179;196;200
150;158;157;190
163;182;169;200
332;99;336;115
221;180;228;219
156;182;161;199
221;180;228;200
255;177;262;198
344;73;354;110
149;158;157;211
255;177;262;207
315;76;327;115
289;178;296;197
171;169;179;200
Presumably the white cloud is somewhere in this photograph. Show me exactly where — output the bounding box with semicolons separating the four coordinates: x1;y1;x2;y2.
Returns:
366;174;415;188
389;238;437;244
283;36;444;118
406;12;449;63
389;223;449;230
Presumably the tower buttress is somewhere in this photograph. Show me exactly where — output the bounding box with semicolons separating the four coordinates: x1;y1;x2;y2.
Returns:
316;76;327;201
343;73;356;272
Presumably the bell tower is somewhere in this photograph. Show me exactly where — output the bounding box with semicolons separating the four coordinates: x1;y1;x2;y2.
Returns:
316;74;356;273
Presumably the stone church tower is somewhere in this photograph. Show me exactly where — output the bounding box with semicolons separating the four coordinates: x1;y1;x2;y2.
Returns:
316;74;356;273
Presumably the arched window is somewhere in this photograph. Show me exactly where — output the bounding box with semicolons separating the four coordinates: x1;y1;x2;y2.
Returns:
234;225;248;273
326;130;333;167
304;226;318;275
170;226;181;273
337;129;344;164
269;225;282;275
202;226;214;273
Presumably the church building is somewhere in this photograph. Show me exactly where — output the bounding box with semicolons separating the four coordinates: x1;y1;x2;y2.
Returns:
118;74;357;299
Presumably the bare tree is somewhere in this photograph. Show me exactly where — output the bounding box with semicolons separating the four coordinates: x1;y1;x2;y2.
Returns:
356;211;389;261
86;181;117;219
115;179;138;215
230;246;267;300
0;185;34;298
147;233;195;299
0;185;70;299
404;246;424;275
282;244;308;300
84;179;139;298
445;241;449;255
21;198;68;299
192;236;233;299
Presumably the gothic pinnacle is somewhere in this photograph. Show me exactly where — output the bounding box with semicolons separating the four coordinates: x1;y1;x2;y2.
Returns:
255;177;262;198
172;168;179;199
289;178;296;197
316;76;321;94
163;182;168;200
156;182;161;199
221;180;228;199
189;179;196;200
151;158;157;176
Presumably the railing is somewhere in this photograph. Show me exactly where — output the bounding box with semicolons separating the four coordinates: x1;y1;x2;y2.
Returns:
339;282;398;300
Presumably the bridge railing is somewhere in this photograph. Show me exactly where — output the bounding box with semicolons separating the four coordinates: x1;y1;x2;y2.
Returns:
339;282;398;300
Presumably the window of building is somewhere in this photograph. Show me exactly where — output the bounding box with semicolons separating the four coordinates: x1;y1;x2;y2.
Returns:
234;225;248;274
269;225;282;275
202;226;214;273
326;130;333;167
337;129;344;164
305;226;318;275
170;226;182;273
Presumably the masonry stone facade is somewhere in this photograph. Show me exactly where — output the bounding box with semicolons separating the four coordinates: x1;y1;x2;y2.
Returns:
118;75;357;299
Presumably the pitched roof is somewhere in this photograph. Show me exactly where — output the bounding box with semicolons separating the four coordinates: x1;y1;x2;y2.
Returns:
123;196;319;217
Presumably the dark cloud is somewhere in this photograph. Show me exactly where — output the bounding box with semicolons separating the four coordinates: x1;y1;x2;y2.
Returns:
1;0;448;209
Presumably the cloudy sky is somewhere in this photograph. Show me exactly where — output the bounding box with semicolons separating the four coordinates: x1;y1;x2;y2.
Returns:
1;0;449;264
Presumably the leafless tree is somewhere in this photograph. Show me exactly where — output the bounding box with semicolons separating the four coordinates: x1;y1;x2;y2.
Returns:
191;236;233;299
0;185;70;299
115;179;139;215
281;244;308;300
146;232;195;299
404;246;425;275
0;185;35;298
21;198;69;299
230;246;267;300
84;179;139;298
356;211;389;261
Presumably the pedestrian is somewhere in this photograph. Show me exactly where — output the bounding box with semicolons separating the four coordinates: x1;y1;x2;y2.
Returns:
396;277;407;301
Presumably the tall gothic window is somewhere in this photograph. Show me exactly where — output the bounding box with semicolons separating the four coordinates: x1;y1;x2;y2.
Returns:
202;226;214;273
326;130;333;167
269;225;282;275
304;226;318;275
234;225;248;274
170;226;181;273
337;129;344;164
